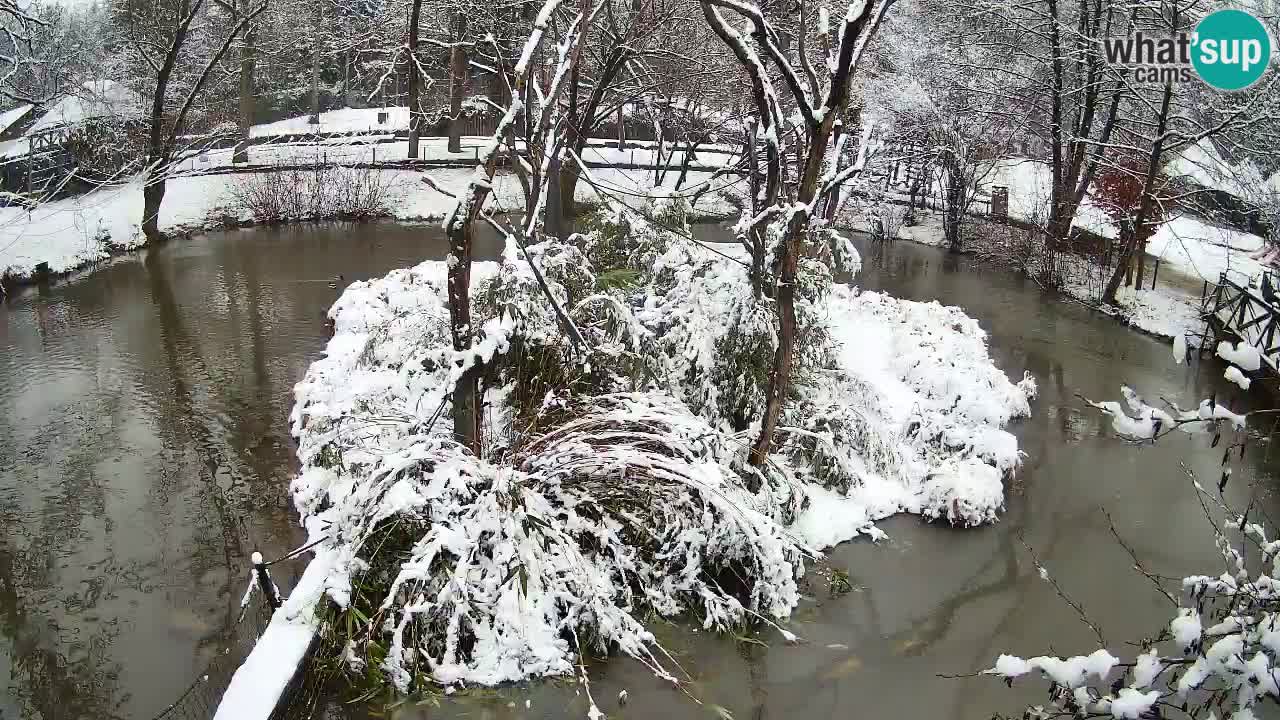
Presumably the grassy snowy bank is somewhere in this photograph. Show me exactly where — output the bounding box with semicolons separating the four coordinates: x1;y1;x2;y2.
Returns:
0;144;736;287
285;201;1034;704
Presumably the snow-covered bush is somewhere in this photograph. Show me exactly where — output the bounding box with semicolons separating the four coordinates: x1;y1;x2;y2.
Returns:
292;207;1036;700
225;161;402;224
309;393;806;691
637;216;841;435
572;205;671;275
872;203;907;243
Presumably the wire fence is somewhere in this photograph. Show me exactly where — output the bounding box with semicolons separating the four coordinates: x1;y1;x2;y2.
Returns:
146;594;277;720
142;532;331;720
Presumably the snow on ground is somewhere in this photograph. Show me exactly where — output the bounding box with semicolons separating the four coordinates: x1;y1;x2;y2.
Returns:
250;106;413;137
0;144;736;282
1145;214;1266;283
0;174;228;278
1058;267;1203;342
985;158;1115;237
1168;138;1266;200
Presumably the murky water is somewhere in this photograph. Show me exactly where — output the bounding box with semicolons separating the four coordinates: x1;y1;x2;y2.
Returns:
2;223;1275;720
0;221;505;720
326;234;1280;720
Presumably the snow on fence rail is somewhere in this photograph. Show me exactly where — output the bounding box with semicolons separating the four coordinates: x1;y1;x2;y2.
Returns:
212;549;333;720
1202;272;1280;373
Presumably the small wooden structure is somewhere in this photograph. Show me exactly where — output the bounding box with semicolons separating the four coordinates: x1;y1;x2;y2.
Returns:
1201;271;1280;373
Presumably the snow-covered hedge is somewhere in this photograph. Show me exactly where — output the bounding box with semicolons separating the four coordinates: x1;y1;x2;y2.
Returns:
289;203;1034;696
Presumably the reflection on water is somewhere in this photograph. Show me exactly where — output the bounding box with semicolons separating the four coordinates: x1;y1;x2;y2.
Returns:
0;221;498;720
325;234;1280;720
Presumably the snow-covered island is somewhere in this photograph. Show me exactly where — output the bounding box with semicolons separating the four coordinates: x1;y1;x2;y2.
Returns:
277;197;1035;708
3;0;1279;717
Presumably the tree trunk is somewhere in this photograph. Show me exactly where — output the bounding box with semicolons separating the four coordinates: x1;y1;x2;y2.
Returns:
308;2;321;124
823;122;843;222
545;157;566;240
750;113;842;466
1102;80;1175;305
1134;238;1147;289
233;14;255;164
616;105;625;149
343;50;353;107
406;0;423;158
1103;226;1137;304
750;210;803;465
142;158;168;243
446;217;480;453
447;12;467;154
558;162;580;225
944;165;965;252
745;120;764;298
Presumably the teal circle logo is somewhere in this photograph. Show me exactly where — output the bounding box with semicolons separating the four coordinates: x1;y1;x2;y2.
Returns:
1192;9;1273;91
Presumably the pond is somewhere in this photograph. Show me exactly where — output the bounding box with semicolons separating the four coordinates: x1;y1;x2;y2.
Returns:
0;221;1273;720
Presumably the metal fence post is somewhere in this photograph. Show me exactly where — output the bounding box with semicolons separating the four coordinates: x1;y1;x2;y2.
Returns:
252;551;282;610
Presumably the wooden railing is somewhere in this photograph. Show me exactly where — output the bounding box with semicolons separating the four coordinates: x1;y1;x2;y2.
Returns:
1203;272;1280;371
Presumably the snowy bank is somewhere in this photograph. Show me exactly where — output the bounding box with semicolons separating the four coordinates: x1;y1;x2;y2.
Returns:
281;204;1034;699
0;158;733;283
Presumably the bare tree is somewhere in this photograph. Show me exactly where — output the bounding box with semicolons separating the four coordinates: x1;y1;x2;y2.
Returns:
700;0;893;464
115;0;267;242
435;0;595;454
215;0;258;163
406;0;424;157
446;10;467;153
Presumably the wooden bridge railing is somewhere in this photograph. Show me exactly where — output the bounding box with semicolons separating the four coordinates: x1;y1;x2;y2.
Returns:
1203;272;1280;372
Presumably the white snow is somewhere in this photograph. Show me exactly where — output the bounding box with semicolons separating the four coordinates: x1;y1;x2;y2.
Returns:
1171;609;1202;649
985;649;1118;689
0;104;32;136
28;79;143;134
1132;649;1162;689
0;152;733;282
1109;688;1160;719
1225;365;1252;391
213;548;337;720
1146;215;1266;283
1218;341;1263;372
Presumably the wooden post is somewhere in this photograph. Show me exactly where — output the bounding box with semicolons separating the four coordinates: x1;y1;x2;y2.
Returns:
252;551;282;609
991;186;1009;221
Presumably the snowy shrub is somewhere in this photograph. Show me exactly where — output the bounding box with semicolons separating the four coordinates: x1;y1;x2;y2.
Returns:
645;188;693;229
871;203;907;242
64;116;148;188
225;162;402;223
777;373;906;493
290;205;1037;701
573;205;671;274
299;387;808;690
640;216;847;434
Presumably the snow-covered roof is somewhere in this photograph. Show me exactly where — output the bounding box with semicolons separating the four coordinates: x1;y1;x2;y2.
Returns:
1167;139;1263;199
0;104;33;135
28;80;143;134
